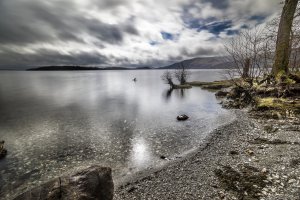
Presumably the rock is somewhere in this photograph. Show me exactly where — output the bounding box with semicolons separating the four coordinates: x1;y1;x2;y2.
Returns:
229;150;239;155
160;155;167;160
177;114;189;121
245;149;254;156
215;90;228;98
14;165;114;200
263;125;278;133
261;168;268;173
288;179;296;184
127;186;138;193
0;140;7;159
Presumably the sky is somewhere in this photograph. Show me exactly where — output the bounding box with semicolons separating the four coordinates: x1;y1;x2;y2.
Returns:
0;0;282;69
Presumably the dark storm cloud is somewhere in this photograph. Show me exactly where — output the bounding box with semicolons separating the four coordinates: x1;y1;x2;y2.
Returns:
92;0;128;9
0;49;109;69
0;0;138;45
202;0;230;9
0;1;54;45
180;46;219;57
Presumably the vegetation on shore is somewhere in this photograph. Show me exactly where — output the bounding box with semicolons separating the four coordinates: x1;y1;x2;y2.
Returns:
188;0;300;120
188;80;233;90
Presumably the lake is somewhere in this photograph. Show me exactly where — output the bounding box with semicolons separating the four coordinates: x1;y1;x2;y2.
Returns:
0;69;233;199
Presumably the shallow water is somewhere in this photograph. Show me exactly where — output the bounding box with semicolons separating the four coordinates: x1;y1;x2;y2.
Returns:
0;69;232;199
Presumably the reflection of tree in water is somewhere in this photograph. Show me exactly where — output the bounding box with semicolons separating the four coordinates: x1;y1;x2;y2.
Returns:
162;88;186;101
163;88;173;102
176;89;185;98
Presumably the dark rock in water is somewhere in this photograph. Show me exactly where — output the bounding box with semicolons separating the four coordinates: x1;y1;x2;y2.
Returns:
160;155;167;160
0;140;7;159
14;165;114;200
177;114;189;121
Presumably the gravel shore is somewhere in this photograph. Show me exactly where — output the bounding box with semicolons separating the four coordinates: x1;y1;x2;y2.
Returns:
114;110;300;200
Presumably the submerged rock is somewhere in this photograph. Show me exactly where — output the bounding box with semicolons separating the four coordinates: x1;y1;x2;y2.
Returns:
0;140;7;159
14;165;114;200
177;114;189;121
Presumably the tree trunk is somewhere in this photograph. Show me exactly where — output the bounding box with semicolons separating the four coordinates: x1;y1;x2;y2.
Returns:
242;58;250;79
272;0;298;79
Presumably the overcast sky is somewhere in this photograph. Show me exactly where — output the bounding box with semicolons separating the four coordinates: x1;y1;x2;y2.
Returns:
0;0;282;69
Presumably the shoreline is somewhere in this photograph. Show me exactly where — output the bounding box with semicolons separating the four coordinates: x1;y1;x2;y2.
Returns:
114;110;300;199
114;110;248;198
113;111;238;188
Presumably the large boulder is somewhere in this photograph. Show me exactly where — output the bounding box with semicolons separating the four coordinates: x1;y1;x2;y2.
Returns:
14;165;114;200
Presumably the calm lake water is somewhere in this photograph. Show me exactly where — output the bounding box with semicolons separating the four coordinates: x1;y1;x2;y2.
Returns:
0;69;233;199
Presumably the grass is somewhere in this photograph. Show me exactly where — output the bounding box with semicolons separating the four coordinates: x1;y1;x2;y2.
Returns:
187;80;233;90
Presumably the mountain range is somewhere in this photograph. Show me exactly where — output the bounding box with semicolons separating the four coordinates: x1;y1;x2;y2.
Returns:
161;56;230;69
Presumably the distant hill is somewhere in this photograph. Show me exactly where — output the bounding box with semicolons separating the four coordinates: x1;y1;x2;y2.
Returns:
27;66;153;71
26;57;231;71
160;56;231;69
27;66;101;71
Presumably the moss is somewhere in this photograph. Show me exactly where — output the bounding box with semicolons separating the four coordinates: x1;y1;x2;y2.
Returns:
275;70;286;82
254;97;300;118
256;98;282;110
256;97;299;110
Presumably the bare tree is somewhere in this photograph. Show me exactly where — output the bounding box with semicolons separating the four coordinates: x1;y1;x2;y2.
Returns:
272;0;298;79
161;71;175;88
224;27;270;84
174;62;190;85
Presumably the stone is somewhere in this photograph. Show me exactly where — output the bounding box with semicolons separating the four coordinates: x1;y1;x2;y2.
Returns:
261;168;268;173
245;149;254;156
229;150;239;155
0;140;7;159
14;165;114;200
177;114;189;121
